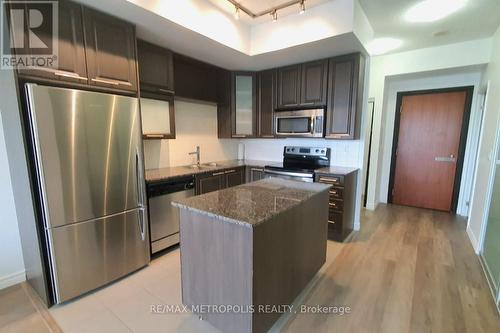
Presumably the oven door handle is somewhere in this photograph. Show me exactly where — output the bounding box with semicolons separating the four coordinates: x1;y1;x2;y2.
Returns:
264;169;314;178
310;116;315;135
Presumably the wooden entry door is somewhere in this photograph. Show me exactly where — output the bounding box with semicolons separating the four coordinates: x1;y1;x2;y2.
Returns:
391;90;468;211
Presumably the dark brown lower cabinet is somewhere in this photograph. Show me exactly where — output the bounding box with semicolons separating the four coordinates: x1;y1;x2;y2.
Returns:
315;170;358;242
246;167;265;182
225;168;245;187
196;167;245;195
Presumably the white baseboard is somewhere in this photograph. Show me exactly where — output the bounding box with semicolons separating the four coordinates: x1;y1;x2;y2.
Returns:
0;270;26;290
365;201;378;211
466;225;480;254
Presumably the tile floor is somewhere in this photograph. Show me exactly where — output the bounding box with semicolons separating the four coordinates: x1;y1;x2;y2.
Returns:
45;240;342;333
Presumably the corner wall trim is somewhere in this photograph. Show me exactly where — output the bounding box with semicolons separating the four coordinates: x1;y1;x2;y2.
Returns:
0;270;26;290
466;224;480;254
365;202;378;211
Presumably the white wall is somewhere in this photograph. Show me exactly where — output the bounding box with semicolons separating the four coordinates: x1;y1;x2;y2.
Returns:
0;111;25;289
143;100;239;169
376;67;485;216
242;139;362;166
367;38;493;210
468;26;500;253
250;0;356;55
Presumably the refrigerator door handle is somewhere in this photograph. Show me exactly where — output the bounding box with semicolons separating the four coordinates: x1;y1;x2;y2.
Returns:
135;149;145;207
138;208;146;241
135;149;147;241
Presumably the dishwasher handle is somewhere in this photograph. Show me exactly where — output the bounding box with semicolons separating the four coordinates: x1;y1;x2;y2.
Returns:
147;177;195;197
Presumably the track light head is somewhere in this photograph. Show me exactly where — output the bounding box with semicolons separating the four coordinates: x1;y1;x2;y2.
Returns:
271;9;277;22
299;1;305;14
234;6;240;20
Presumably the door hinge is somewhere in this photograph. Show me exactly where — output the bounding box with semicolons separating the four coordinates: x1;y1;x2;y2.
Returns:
392;188;395;196
399;105;403;113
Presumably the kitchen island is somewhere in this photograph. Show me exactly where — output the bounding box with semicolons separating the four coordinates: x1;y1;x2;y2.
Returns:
173;178;330;333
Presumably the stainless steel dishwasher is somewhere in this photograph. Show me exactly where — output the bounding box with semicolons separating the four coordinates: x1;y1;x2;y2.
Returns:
147;176;195;254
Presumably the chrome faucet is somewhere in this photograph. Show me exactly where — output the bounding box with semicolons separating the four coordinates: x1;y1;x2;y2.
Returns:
188;146;201;166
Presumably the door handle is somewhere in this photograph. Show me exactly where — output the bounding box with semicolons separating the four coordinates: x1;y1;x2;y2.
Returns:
53;71;88;81
91;77;132;86
138;208;146;241
136;149;145;207
434;154;456;162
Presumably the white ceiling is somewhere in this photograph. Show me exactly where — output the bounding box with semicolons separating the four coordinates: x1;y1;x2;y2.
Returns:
77;0;366;70
75;0;500;71
207;0;332;24
358;0;500;54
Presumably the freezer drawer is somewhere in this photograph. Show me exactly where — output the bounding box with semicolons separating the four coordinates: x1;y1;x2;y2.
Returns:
48;208;150;303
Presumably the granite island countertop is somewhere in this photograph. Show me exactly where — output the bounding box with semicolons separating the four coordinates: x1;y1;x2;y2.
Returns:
172;177;330;227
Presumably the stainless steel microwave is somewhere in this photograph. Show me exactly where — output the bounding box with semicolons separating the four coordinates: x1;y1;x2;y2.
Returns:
274;109;324;138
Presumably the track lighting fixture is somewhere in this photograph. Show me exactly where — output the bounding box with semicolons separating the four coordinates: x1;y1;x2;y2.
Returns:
227;0;306;22
234;6;240;20
299;1;305;14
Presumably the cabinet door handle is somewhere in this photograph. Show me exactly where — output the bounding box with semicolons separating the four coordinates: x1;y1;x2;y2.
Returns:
54;71;87;81
329;202;337;207
260;135;274;138
232;135;247;138
158;88;174;94
225;169;236;174
250;168;263;172
212;171;225;176
328;220;336;224
144;134;165;139
91;78;132;86
320;177;339;184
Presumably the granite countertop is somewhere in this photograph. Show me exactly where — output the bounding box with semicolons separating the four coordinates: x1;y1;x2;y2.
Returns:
145;159;273;183
172;178;331;227
315;166;359;175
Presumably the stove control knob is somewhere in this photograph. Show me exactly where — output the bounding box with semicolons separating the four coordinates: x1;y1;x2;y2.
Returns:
315;149;319;153
321;150;325;154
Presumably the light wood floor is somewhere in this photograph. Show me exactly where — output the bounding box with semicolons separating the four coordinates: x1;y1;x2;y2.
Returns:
282;204;500;333
1;204;499;333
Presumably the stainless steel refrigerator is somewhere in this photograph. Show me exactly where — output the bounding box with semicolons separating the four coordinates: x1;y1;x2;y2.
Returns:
25;84;150;304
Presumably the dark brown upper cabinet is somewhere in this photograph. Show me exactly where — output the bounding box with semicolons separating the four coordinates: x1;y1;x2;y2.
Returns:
300;59;328;106
257;69;276;138
277;65;301;109
137;40;174;94
173;54;219;103
277;60;328;109
83;7;138;92
325;53;365;140
231;72;257;138
17;0;88;84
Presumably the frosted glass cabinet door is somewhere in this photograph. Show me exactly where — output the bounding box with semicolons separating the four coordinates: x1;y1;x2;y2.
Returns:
140;95;175;139
233;73;255;137
482;127;500;296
